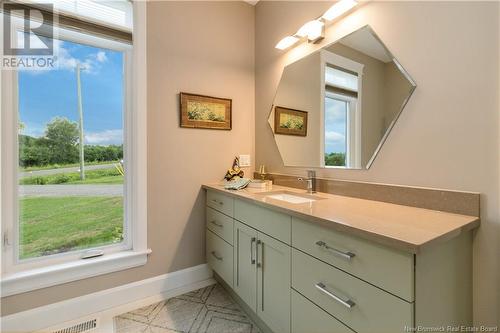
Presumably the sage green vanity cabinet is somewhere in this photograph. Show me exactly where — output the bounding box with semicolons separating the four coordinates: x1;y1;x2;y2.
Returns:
207;193;292;333
205;189;473;333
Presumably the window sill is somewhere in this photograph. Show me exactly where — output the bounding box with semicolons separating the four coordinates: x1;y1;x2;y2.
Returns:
1;249;152;297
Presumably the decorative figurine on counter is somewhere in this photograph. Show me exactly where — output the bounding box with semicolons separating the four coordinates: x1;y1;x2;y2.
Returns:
224;156;244;181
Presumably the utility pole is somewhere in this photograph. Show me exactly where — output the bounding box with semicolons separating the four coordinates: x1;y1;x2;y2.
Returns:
76;63;85;180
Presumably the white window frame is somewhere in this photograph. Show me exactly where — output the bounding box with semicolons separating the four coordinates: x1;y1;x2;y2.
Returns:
5;18;133;272
0;1;149;297
320;50;363;169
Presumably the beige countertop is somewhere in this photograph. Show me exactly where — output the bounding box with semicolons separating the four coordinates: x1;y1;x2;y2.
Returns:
202;183;480;254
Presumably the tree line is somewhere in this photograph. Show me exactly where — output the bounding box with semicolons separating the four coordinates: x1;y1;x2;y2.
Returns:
324;152;346;167
19;117;123;167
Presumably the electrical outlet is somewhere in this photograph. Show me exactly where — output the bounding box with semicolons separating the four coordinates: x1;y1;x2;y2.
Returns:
239;154;251;167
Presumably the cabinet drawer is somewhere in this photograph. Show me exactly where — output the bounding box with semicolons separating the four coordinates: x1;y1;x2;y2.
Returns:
292;249;413;333
207;229;233;287
234;199;291;244
207;207;233;245
207;190;234;217
291;290;354;333
292;217;414;301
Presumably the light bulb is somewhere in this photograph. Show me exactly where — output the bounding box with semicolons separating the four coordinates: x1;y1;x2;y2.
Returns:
275;36;299;50
296;20;324;42
322;0;357;21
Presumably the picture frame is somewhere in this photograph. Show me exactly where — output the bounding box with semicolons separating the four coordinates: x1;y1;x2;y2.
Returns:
274;106;308;136
180;92;232;130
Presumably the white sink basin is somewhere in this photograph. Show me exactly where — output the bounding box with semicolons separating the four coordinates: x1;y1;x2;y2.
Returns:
259;191;325;204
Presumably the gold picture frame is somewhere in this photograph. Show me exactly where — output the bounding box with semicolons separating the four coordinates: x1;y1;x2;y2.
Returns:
180;92;232;130
274;106;308;136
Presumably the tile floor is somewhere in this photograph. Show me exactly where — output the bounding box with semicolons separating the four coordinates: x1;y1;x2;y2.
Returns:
114;283;261;333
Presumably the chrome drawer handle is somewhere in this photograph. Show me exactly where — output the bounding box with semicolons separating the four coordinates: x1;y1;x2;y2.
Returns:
250;237;256;264
211;251;223;261
211;199;223;205
315;282;355;309
210;220;223;227
257;240;264;311
256;240;262;268
316;241;355;261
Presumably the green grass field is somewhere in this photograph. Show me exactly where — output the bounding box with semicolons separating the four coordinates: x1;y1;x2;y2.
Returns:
20;161;120;172
19;196;124;259
19;168;124;185
66;174;123;184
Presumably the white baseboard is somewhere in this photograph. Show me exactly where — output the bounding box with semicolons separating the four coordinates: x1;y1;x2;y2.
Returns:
1;264;214;333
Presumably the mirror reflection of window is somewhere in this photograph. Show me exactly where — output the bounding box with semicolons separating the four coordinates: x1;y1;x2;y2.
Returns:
268;26;416;169
324;65;359;168
325;97;347;166
326;66;358;92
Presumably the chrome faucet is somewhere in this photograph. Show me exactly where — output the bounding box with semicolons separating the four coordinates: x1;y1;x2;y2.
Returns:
298;170;317;194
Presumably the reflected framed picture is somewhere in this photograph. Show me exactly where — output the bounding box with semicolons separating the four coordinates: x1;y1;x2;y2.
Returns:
274;106;308;136
180;92;232;130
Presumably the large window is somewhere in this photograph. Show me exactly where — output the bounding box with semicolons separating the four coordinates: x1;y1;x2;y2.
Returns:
17;33;129;260
1;1;148;296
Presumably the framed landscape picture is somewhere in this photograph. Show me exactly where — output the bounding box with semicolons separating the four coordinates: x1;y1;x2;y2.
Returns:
274;106;308;136
180;92;232;130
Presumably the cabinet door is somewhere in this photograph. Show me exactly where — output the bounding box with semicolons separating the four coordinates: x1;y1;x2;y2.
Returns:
257;232;291;333
234;221;258;311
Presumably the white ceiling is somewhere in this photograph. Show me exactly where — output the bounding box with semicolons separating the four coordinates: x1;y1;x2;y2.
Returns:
244;0;259;6
339;30;392;63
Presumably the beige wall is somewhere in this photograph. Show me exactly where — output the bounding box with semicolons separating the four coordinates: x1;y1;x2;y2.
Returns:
1;1;255;316
255;1;499;326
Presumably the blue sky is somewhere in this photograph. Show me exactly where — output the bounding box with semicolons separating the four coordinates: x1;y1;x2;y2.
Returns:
324;97;346;154
19;39;124;145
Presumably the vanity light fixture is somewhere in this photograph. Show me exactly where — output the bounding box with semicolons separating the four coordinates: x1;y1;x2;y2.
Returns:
296;20;325;43
322;0;358;21
275;0;358;50
275;36;300;50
